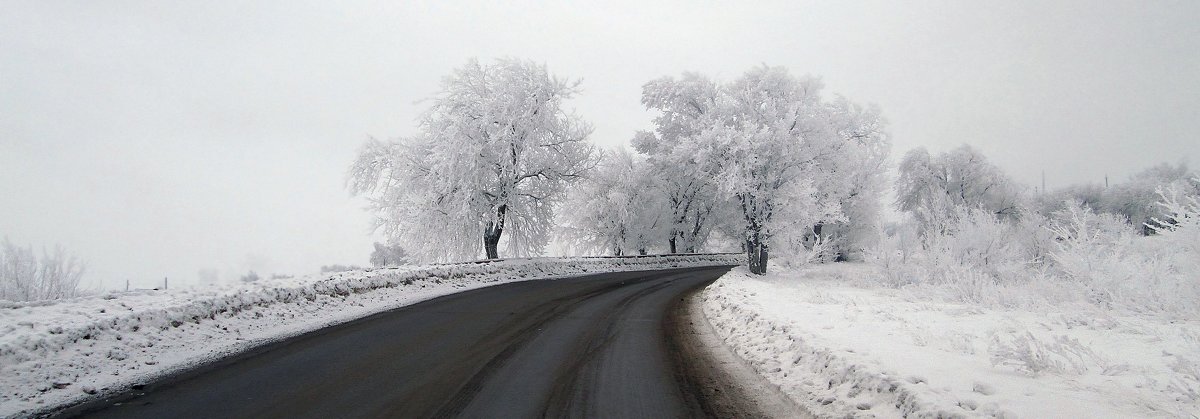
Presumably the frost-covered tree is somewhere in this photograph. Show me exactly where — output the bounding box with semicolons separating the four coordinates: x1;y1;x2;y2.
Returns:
369;242;410;267
1035;183;1106;218
638;66;890;274
895;144;1023;236
1035;163;1198;235
349;58;598;262
1104;162;1197;235
0;238;85;302
633;73;724;253
800;97;890;261
559;149;667;256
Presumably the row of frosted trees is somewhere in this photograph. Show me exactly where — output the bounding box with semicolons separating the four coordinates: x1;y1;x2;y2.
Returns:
349;59;891;274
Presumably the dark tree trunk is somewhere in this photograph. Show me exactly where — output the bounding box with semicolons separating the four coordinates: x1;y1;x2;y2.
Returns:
668;237;677;254
482;205;507;260
745;229;769;275
483;231;501;260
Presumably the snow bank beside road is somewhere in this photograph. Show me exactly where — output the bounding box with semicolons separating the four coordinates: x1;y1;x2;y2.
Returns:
701;264;1200;418
0;254;739;417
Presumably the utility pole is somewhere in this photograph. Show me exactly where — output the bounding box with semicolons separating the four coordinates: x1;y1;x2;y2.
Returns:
1041;170;1046;195
1105;175;1109;189
125;279;129;292
164;277;168;290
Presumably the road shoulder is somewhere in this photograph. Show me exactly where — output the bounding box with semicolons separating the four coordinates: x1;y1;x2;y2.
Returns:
667;285;813;418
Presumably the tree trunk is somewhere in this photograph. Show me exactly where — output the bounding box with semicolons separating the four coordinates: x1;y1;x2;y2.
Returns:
483;229;501;260
482;205;507;260
745;229;769;274
668;237;677;254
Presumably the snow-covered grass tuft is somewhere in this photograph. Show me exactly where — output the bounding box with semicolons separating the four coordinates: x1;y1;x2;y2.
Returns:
0;254;739;417
987;331;1099;376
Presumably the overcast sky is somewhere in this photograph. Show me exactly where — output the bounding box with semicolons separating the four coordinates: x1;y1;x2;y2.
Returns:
2;1;1198;289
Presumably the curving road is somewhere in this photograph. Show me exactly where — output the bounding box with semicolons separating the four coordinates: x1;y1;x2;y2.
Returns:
61;266;745;418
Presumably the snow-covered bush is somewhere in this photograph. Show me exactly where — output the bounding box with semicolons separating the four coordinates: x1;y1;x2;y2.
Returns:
239;271;260;283
870;208;1044;286
866;204;1093;310
926;208;1031;282
773;225;839;269
871;146;1200;316
1149;179;1200;255
0;238;85;302
1046;193;1200;316
867;222;923;287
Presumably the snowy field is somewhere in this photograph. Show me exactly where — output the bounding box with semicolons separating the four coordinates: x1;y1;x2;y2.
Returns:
0;254;739;417
702;264;1200;418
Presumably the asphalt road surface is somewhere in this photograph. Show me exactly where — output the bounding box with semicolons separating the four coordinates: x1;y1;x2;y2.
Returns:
61;266;746;419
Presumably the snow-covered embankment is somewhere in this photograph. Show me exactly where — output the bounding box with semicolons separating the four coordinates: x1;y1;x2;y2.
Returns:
701;264;1200;418
0;254;739;417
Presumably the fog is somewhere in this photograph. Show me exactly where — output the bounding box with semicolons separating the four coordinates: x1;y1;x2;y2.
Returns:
2;1;1197;289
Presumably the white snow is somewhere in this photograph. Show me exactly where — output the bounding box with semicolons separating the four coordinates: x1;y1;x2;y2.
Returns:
701;264;1200;418
0;254;739;417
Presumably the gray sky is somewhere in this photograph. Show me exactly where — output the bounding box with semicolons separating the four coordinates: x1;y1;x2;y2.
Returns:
2;1;1198;289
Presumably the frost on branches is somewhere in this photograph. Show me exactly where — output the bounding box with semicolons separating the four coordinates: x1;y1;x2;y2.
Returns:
558;148;667;256
636;66;889;273
895;144;1024;237
1036;162;1200;236
631;73;723;254
348;58;598;263
0;238;85;302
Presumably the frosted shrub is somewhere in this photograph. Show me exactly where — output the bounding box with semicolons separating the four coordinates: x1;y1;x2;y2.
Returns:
776;228;838;269
866;222;924;287
0;239;85;302
240;271;260;283
1045;202;1139;288
1047;195;1200;316
865;208;1070;308
1149;179;1200;256
869;210;1028;288
923;208;1031;284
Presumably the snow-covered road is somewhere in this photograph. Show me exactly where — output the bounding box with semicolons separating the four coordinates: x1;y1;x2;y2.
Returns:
1;255;740;417
59;267;742;418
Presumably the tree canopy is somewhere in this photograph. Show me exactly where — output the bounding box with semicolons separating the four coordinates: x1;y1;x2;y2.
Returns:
349;58;598;262
636;66;890;273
